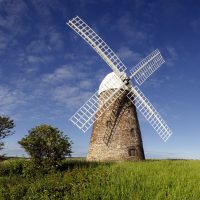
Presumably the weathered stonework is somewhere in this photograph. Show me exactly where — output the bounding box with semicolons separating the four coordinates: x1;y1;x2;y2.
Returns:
87;90;145;161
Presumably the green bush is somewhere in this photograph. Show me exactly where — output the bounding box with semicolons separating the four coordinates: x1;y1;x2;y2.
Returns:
18;124;72;168
0;159;25;176
21;160;48;178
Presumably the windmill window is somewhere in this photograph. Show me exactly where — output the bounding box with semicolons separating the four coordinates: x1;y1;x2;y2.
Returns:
130;128;135;137
106;120;112;127
128;148;136;157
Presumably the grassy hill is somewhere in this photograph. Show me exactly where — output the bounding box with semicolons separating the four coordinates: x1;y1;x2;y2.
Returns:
0;158;200;199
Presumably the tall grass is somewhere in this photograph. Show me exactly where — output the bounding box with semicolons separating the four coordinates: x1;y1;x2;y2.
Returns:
0;159;200;199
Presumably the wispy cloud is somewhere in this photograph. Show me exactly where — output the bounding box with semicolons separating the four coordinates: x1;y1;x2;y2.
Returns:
26;40;50;55
0;1;89;120
190;17;200;33
117;46;142;64
79;80;93;89
111;13;148;44
0;0;67;77
165;46;178;67
41;63;99;111
42;65;75;84
53;85;93;109
144;76;171;89
0;85;27;115
0;60;102;120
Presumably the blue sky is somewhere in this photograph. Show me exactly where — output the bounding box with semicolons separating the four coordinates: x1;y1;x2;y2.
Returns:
1;0;200;159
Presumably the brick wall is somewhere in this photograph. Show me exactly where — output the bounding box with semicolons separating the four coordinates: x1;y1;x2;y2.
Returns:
87;90;145;161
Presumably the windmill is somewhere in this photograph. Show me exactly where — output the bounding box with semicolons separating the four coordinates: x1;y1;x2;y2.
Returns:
67;16;173;161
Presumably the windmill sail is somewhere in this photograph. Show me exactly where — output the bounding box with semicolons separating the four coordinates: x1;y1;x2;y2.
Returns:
70;74;127;132
67;16;127;79
67;16;173;146
130;49;165;85
127;86;172;142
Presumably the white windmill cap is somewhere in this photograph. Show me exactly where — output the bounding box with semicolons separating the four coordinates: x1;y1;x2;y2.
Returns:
98;72;124;95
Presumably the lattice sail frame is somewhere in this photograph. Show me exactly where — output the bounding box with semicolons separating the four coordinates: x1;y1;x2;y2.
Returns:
130;49;165;85
127;86;172;142
67;16;127;79
70;74;127;132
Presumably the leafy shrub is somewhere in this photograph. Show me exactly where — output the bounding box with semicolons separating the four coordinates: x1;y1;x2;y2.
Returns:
0;159;25;176
18;124;72;168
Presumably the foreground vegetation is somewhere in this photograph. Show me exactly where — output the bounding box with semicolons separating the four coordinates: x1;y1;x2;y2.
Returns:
0;158;200;199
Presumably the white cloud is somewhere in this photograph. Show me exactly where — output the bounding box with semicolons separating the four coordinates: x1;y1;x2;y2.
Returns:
0;0;31;47
166;46;178;66
190;17;200;33
112;13;148;44
15;53;43;74
0;85;27;115
30;0;68;19
0;32;8;50
42;65;76;84
54;86;79;99
79;80;93;89
41;62;97;85
27;55;44;64
117;46;142;63
64;53;75;60
26;40;49;55
0;0;66;75
167;47;177;59
48;29;64;51
39;62;100;112
52;85;93;109
0;1;113;121
145;77;166;89
0;57;104;120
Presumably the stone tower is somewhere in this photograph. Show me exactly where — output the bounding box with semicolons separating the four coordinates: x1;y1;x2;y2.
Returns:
87;72;145;161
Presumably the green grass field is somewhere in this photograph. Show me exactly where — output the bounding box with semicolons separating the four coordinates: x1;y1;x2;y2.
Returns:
0;158;200;199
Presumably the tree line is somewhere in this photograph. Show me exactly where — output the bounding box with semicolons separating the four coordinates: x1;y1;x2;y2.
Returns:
0;116;72;168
